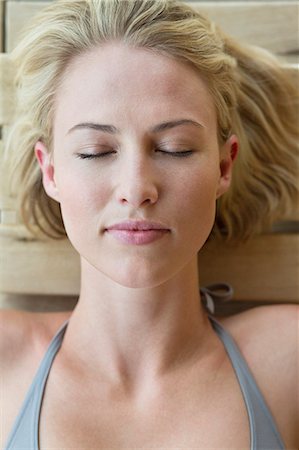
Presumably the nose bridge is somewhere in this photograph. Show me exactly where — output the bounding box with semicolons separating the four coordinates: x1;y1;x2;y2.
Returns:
116;144;159;206
125;146;151;177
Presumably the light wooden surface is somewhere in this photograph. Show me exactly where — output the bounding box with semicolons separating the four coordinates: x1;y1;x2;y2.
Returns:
0;53;15;126
198;234;299;303
0;231;298;302
193;1;299;62
0;234;80;295
0;292;78;312
5;0;299;63
0;1;3;52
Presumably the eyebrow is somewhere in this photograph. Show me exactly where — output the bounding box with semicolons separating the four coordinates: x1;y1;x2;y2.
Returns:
66;119;204;136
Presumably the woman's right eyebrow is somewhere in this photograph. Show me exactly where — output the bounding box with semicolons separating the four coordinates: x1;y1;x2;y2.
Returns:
66;119;204;136
66;122;118;135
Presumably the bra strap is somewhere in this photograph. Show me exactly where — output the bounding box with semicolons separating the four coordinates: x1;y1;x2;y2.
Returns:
200;283;234;314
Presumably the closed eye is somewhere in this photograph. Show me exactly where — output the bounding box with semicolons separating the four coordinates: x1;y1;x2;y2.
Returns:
158;150;194;158
76;149;194;159
76;151;114;159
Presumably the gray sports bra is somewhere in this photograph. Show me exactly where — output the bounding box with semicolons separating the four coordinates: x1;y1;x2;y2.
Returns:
4;290;285;449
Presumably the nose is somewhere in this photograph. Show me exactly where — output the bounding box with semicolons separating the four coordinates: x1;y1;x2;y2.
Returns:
115;153;159;208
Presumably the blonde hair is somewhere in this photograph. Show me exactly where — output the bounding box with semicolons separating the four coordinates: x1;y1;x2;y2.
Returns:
4;0;298;241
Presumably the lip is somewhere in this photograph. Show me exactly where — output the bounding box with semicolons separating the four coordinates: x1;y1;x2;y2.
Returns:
105;220;169;231
106;229;169;245
105;220;170;245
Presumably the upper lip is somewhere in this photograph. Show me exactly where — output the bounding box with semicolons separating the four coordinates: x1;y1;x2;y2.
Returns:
106;220;169;231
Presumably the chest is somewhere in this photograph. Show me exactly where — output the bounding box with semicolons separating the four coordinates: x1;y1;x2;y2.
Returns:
39;359;251;449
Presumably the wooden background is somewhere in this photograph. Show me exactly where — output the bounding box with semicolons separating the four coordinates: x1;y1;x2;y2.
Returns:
0;1;298;314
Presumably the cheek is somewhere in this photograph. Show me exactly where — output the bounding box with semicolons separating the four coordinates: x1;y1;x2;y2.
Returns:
55;169;109;238
177;160;219;210
175;162;219;241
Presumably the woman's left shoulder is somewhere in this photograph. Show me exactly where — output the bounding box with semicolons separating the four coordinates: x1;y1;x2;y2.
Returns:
218;303;298;348
218;304;298;449
217;303;298;387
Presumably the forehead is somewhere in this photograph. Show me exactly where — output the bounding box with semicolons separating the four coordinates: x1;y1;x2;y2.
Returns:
54;43;216;135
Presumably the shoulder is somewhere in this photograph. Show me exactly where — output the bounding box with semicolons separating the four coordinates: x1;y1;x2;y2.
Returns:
0;309;32;366
0;308;71;368
218;304;298;449
0;309;71;448
218;303;298;392
218;303;298;345
218;303;298;359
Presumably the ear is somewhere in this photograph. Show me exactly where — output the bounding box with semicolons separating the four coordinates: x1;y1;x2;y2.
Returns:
216;134;239;199
34;141;60;203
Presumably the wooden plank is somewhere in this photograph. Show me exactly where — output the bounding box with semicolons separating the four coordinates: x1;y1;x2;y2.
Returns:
0;1;3;52
0;232;298;302
0;234;81;295
0;292;77;312
0;294;291;315
0;53;15;125
5;1;299;61
198;233;299;302
214;300;298;317
0;139;19;219
191;1;299;61
6;1;51;52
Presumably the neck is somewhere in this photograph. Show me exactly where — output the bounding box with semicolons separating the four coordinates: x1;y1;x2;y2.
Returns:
59;257;212;398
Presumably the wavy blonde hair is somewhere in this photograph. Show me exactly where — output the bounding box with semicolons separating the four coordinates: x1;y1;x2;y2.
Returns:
4;0;298;241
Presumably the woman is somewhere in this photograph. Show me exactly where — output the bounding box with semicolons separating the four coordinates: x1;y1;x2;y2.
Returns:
1;1;298;449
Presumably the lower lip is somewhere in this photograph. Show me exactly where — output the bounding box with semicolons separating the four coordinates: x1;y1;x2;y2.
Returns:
106;229;169;245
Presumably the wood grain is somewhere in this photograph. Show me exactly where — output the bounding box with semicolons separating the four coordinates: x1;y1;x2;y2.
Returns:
191;1;299;61
0;292;78;312
198;233;299;302
0;53;15;125
5;1;299;63
0;1;3;52
0;234;81;295
0;232;298;302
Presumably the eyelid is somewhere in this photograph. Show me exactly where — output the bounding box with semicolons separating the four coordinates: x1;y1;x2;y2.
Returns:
76;151;113;159
75;149;195;159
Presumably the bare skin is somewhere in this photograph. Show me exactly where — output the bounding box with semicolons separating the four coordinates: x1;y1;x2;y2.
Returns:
0;304;298;449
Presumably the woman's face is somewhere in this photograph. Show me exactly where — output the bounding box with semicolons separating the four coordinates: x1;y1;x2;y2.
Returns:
36;43;235;288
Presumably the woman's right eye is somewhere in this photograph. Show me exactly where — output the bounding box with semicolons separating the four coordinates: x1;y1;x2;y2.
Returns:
75;151;114;159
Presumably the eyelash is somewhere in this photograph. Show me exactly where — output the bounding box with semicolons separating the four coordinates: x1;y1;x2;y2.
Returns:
75;150;194;159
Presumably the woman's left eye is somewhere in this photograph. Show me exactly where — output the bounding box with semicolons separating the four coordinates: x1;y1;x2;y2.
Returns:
158;149;194;158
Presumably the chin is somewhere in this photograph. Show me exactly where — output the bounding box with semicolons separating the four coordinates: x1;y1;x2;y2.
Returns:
88;257;170;289
108;268;170;289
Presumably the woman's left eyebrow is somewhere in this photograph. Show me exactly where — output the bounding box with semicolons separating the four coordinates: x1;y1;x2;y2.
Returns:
66;119;205;136
151;119;204;133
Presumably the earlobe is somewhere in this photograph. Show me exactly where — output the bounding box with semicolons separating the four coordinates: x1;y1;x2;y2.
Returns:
34;141;60;203
216;134;239;199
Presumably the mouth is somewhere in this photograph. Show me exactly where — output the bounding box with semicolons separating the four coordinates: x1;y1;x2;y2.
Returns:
105;228;169;245
105;220;169;232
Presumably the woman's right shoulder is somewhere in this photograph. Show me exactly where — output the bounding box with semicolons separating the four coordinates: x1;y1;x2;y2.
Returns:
0;308;71;369
0;309;71;448
0;309;32;366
